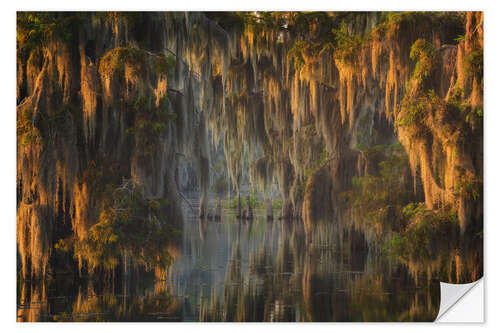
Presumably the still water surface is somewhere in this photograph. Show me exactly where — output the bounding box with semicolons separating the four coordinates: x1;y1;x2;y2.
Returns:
17;198;440;322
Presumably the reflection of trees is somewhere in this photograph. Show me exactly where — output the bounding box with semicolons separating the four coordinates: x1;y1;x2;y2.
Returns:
17;282;48;322
62;280;182;321
200;219;443;322
17;278;182;322
18;212;480;322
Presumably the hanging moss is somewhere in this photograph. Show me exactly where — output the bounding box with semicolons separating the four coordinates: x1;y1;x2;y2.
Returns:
16;11;483;283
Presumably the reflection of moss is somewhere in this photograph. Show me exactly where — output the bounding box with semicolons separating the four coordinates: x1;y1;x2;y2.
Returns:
51;282;181;322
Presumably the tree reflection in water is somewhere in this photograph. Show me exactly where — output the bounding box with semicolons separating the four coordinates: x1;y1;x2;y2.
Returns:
18;204;479;322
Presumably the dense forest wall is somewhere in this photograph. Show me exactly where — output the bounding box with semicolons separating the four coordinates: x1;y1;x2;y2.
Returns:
16;12;483;281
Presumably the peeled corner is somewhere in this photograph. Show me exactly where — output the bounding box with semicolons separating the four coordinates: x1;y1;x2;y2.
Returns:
435;278;483;322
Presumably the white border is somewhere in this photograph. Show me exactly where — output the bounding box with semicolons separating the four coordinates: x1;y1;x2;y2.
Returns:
1;1;498;331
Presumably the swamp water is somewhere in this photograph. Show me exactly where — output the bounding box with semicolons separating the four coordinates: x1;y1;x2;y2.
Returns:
17;196;440;322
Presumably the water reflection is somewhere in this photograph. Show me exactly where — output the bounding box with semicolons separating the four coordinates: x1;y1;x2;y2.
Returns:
195;216;439;322
19;203;449;322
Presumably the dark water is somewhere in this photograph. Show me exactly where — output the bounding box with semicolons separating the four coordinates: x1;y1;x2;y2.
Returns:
17;199;441;322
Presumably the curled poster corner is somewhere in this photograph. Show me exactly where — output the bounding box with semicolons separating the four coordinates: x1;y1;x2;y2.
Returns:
435;278;484;322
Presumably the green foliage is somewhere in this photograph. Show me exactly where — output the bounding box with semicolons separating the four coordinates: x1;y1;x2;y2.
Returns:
454;166;482;201
223;196;238;209
285;13;369;69
463;49;483;80
465;108;483;126
333;21;365;63
17;13;82;58
17;107;41;147
74;182;180;271
204;12;246;31
152;54;176;76
397;88;448;139
397;95;428;129
17;103;78;147
304;148;329;178
237;12;288;33
454;34;466;43
246;189;260;209
80;160;126;205
343;143;413;235
54;237;74;253
402;202;426;218
125;95;177;159
287;41;307;70
98;46;147;77
388;207;460;261
373;12;464;43
287;11;336;40
225;190;260;210
272;199;282;211
410;38;436;83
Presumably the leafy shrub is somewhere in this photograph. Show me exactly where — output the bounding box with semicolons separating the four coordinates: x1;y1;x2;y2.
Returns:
463;49;483;80
73;181;180;272
454;166;482;201
333;21;365;63
272;199;282;211
304;148;329;178
17;13;82;57
410;38;436;83
17;107;41;147
153;54;176;76
342;143;413;235
124;95;177;159
98;47;147;78
388;207;460;261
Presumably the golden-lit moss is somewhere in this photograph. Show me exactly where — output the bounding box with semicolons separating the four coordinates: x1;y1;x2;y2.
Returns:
98;46;147;78
16;11;482;283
